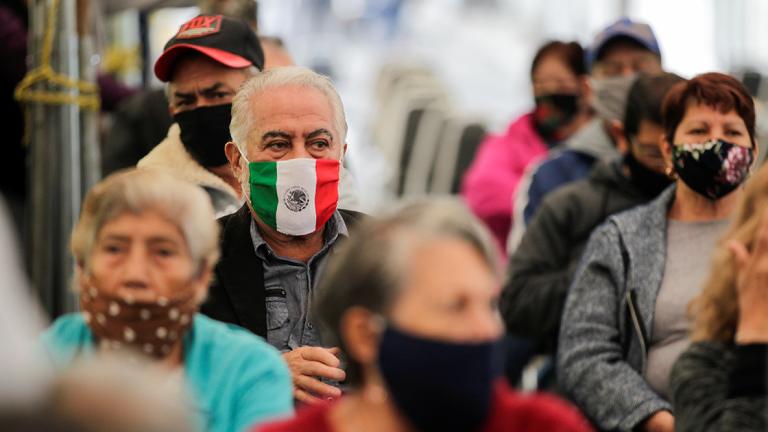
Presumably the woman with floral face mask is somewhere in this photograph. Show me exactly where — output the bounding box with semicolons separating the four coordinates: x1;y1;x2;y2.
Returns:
41;169;294;432
256;199;592;432
557;73;758;432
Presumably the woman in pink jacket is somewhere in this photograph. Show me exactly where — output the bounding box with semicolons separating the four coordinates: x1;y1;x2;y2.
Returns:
462;41;592;251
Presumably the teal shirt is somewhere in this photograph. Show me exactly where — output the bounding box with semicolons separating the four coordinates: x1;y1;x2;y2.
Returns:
41;313;294;432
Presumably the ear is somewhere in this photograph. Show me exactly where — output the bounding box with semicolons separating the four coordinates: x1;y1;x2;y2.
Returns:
579;75;592;100
661;133;674;172
225;142;244;179
339;306;382;366
607;120;628;154
76;263;90;293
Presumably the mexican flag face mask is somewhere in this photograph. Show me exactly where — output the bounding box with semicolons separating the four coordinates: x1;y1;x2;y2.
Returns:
244;156;340;236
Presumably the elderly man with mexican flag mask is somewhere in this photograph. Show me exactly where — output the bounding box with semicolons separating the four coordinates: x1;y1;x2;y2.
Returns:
200;66;366;405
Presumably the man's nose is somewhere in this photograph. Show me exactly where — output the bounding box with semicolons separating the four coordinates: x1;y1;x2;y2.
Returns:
621;64;637;77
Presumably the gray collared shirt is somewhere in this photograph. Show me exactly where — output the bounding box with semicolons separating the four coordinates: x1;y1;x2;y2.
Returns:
250;211;348;352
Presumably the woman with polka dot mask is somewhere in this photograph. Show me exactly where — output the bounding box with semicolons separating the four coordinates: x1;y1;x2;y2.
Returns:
41;169;294;432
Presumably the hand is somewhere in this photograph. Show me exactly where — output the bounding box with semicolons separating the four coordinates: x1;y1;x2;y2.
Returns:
729;208;768;344
641;411;674;432
282;346;346;404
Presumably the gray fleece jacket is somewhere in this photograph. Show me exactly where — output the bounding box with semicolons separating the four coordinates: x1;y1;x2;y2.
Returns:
557;185;677;431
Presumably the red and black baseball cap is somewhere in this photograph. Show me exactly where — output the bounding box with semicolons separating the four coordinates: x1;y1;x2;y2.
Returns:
154;15;264;82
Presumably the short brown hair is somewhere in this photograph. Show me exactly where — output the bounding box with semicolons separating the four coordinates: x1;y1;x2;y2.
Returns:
530;41;586;78
661;72;756;146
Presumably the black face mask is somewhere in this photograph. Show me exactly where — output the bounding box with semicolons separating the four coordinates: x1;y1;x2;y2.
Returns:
533;93;580;143
671;139;754;201
378;325;504;432
624;151;672;198
173;103;232;168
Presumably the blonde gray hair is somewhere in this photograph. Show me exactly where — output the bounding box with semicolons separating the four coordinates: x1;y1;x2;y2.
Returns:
70;169;220;273
230;66;348;152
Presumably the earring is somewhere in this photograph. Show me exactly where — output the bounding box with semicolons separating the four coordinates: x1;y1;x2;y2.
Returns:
665;165;677;180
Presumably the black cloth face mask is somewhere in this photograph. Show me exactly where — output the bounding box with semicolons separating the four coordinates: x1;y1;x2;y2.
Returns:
377;325;504;432
173;103;232;168
533;92;580;143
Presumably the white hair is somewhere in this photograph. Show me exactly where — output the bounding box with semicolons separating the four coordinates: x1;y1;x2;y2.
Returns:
230;66;348;152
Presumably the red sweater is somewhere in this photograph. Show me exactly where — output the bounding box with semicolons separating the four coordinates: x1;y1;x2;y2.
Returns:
256;381;593;432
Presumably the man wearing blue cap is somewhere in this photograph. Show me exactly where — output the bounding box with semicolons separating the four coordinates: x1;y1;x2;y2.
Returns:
508;17;663;251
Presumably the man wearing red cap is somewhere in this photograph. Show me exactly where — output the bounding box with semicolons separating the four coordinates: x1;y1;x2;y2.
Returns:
138;15;264;217
138;15;361;216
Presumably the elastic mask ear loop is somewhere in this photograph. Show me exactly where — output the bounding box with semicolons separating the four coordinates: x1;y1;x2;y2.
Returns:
237;145;251;204
237;144;249;164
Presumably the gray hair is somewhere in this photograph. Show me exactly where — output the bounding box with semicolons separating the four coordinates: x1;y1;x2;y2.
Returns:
70;169;220;274
230;66;348;152
313;198;498;386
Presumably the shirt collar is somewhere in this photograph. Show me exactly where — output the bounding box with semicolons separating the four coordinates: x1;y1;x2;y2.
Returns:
249;210;348;258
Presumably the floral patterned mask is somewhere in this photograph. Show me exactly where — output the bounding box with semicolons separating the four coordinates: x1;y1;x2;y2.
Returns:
671;139;753;200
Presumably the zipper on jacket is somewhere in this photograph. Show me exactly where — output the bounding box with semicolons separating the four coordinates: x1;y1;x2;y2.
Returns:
625;289;648;372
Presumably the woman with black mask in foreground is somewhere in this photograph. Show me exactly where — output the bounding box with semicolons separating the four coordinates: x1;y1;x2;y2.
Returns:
258;199;592;432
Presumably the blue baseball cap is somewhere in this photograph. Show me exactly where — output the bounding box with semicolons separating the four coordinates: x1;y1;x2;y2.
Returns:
586;17;661;71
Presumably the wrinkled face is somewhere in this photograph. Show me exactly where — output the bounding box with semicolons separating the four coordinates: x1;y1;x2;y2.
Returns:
83;211;203;302
389;238;502;343
629;120;666;173
167;55;250;114
229;85;344;183
532;55;581;97
592;39;662;78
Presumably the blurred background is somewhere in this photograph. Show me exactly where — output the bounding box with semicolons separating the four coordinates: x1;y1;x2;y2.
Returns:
4;0;768;318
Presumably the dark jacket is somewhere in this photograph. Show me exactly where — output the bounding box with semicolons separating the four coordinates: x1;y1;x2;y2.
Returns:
556;186;677;431
519;118;618;224
501;158;652;354
200;204;366;337
670;341;767;432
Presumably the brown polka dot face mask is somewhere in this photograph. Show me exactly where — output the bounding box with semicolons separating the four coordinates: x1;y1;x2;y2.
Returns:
79;287;197;359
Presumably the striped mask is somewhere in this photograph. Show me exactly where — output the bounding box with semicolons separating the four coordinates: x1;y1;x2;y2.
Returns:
246;158;340;236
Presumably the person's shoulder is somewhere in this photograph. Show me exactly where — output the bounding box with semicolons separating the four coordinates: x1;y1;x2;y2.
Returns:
255;402;334;432
486;384;593;432
339;208;368;229
42;313;89;342
190;314;282;365
674;340;731;368
607;184;675;229
216;205;252;240
41;313;92;365
531;149;593;184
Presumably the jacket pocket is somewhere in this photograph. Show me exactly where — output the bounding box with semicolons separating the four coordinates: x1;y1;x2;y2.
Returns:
625;288;649;373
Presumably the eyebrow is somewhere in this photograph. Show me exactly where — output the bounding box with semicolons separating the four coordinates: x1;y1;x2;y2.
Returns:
100;234;181;245
307;128;333;140
261;130;292;142
200;82;231;94
173;82;230;100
